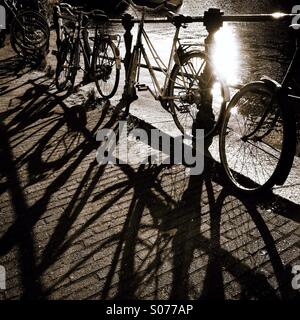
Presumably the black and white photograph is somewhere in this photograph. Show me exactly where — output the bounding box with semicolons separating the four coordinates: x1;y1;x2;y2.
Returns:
0;0;299;310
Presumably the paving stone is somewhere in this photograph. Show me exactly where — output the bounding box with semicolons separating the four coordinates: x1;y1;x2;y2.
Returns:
0;28;299;301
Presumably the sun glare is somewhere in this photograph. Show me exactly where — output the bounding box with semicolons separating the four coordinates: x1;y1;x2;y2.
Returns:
272;12;285;19
212;24;240;86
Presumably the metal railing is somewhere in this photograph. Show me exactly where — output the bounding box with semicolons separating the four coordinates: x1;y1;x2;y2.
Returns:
114;9;297;73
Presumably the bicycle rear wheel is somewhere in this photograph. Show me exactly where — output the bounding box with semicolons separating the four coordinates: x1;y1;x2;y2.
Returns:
168;51;227;137
55;38;77;92
10;10;49;56
219;81;295;194
93;38;120;99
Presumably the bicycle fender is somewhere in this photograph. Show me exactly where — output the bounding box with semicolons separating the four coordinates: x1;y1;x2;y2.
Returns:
260;76;282;91
178;49;203;62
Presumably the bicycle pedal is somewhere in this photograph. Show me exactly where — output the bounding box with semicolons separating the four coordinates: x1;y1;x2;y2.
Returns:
136;84;148;91
51;49;58;56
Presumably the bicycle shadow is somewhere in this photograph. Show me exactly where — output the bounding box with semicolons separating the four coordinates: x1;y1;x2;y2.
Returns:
0;67;300;300
0;55;27;81
0;70;121;299
101;158;300;300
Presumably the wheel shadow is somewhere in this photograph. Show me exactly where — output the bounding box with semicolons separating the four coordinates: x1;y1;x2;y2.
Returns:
80;152;300;300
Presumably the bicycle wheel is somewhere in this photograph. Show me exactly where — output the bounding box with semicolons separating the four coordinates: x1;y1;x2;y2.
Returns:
168;51;227;137
219;81;296;194
10;10;49;56
93;38;120;99
55;38;77;92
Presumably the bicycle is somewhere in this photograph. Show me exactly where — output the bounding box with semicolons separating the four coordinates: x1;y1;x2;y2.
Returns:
121;0;229;137
219;24;299;194
54;3;121;99
1;0;49;60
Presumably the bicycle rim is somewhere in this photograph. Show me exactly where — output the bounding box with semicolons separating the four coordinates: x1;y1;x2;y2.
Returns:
219;82;293;193
11;22;49;50
55;39;76;91
11;10;49;55
168;51;226;137
94;39;120;99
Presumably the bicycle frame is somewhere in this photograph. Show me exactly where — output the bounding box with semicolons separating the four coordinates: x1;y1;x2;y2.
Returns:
2;0;28;33
126;9;186;101
75;13;93;71
3;0;42;22
63;10;100;75
2;0;18;18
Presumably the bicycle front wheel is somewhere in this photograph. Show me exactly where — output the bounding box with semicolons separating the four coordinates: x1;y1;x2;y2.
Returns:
168;51;227;137
93;38;120;99
219;81;295;194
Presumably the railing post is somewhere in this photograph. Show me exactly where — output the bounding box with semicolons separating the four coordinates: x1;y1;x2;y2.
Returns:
117;13;136;117
192;8;224;145
122;13;135;76
203;8;224;56
53;5;61;50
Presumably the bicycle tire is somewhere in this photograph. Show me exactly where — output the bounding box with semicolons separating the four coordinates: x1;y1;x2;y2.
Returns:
219;81;296;194
55;38;77;92
93;38;120;99
10;10;49;56
168;50;227;137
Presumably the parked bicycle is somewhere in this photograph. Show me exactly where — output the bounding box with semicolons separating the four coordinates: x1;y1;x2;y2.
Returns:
54;3;121;99
121;0;229;137
219;24;299;194
1;0;50;61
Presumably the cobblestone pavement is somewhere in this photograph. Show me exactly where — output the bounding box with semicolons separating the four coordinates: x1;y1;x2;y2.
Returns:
1;33;300;300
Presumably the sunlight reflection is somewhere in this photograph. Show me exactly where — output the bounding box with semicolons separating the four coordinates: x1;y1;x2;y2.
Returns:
231;106;238;115
212;24;240;86
211;82;224;102
272;12;285;19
